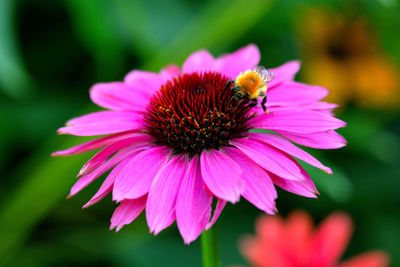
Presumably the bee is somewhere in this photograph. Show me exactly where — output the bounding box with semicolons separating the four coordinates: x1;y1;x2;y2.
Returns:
225;66;274;113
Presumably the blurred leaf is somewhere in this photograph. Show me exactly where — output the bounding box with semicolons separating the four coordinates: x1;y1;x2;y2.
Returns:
340;109;400;164
112;0;163;59
145;0;274;70
0;0;33;99
109;231;202;267
64;0;126;80
368;130;400;164
301;159;353;203
0;96;84;176
364;0;400;61
0;136;89;265
13;224;151;266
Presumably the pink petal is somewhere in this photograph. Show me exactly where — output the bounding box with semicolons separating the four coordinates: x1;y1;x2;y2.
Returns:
268;60;300;89
176;157;212;244
248;132;332;174
268;81;328;105
146;155;188;235
83;158;131;208
266;102;338;113
338;251;390;267
250;110;346;134
206;198;226;231
296;102;338;113
310;213;353;267
182;50;216;74
159;64;181;82
78;134;152;177
216;44;260;79
270;173;318;198
231;139;306;181
65;111;140;125
57;111;143;136
69;145;145;197
200;150;244;203
110;196;147;231
253;104;335;117
124;70;163;96
254;101;338;116
224;147;277;214
90;82;150;112
277;130;347;149
112;146;171;202
52;132;134;156
302;102;338;111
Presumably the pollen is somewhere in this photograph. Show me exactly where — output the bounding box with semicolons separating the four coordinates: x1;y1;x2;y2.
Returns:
143;72;253;157
235;70;264;97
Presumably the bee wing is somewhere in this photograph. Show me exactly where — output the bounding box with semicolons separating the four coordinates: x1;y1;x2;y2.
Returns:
264;70;275;83
254;65;266;73
254;66;274;83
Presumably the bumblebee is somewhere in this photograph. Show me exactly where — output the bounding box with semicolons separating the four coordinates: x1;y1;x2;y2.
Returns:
225;66;274;112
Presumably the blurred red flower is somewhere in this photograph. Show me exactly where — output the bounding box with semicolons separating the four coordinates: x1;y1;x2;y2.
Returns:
240;211;389;267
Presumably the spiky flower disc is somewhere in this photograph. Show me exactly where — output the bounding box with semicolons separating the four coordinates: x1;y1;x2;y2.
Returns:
144;72;252;157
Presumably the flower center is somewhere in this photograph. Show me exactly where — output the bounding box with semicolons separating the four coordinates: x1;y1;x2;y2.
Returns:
327;41;352;61
144;72;253;157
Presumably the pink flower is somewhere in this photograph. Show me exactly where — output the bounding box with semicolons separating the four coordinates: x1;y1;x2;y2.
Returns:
53;44;346;244
240;211;389;267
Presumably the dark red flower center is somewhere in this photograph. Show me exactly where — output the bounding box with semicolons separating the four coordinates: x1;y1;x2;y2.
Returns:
143;72;253;157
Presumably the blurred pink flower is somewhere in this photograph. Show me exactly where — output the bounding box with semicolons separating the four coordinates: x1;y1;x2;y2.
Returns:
241;211;389;267
54;44;346;244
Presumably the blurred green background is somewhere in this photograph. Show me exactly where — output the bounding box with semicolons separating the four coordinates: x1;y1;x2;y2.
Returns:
1;0;399;266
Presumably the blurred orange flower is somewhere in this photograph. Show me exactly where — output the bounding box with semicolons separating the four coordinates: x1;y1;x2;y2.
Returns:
297;9;399;109
240;211;389;267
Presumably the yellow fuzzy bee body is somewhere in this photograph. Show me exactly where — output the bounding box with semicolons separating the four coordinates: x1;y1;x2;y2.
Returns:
226;66;274;112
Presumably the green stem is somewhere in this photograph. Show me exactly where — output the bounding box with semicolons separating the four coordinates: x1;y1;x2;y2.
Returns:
201;224;221;267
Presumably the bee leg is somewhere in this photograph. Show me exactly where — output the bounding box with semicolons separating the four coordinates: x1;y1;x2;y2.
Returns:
227;91;238;107
227;86;241;106
248;98;258;108
261;96;268;113
224;80;235;91
231;86;240;94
